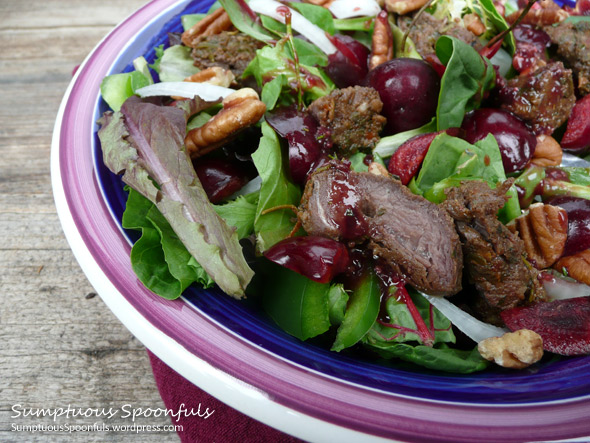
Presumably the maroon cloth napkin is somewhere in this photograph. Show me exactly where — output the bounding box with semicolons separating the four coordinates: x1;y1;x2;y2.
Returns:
147;350;303;443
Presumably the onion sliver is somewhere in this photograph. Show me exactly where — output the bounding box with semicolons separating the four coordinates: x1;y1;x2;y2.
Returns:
419;292;508;343
329;0;381;19
542;274;590;301
249;0;337;55
135;82;235;101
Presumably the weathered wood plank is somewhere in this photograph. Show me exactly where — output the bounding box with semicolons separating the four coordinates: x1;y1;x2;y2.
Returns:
0;0;183;441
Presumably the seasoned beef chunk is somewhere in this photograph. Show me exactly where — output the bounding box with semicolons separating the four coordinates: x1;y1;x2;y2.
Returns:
499;62;575;135
191;31;264;84
299;163;463;296
545;21;590;96
308;86;386;155
397;12;483;58
442;180;546;324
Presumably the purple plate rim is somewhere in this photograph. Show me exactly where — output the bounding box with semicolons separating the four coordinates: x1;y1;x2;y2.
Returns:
51;0;590;441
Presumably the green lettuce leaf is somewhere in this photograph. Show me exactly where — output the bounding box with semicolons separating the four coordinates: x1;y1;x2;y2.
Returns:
98;96;253;298
100;57;153;111
123;188;214;299
157;45;200;82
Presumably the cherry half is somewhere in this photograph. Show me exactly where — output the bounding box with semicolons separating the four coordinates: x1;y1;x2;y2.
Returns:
264;236;350;283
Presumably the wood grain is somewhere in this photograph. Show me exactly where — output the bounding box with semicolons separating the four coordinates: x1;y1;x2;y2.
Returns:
0;1;180;441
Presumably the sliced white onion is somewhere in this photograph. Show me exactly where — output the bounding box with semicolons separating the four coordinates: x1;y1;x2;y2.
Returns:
419;292;508;343
561;152;590;167
542;273;590;301
135;82;235;101
249;0;338;55
328;0;381;19
489;47;512;78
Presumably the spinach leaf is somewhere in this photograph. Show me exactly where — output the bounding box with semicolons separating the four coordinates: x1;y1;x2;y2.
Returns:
289;2;336;35
252;122;302;252
332;270;381;351
475;0;516;55
261;74;288;110
435;36;496;131
412;133;521;222
244;37;334;104
348;152;386;172
262;263;331;341
374;118;436;159
364;287;454;346
367;342;490;373
328;284;349;326
218;0;275;43
334;16;374;32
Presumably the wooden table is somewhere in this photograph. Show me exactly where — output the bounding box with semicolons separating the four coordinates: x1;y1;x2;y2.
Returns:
0;1;180;440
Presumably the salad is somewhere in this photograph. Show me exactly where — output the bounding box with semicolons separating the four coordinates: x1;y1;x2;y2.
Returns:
97;0;590;373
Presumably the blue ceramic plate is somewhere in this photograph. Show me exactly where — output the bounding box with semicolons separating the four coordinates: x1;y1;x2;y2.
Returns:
53;0;590;441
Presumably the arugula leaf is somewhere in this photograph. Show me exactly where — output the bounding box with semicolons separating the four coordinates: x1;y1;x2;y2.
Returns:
252;122;301;252
156;45;200;82
332;270;381;352
98;97;253;297
435;36;496;131
289;2;336;35
262;263;331;341
218;0;275;43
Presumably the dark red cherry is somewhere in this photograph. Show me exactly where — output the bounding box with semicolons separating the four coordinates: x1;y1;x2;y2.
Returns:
364;58;440;135
547;196;590;257
264;236;350;283
461;108;536;173
326;34;370;88
561;95;590;154
193;158;250;204
266;106;332;184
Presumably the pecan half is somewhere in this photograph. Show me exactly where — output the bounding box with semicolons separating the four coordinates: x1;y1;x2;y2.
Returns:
531;134;563;167
185;88;266;158
478;329;544;369
181;8;233;48
370;11;394;70
368;161;389;177
511;203;568;269
386;0;430;15
463;13;486;36
554;249;590;285
184;67;235;87
506;7;568;26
